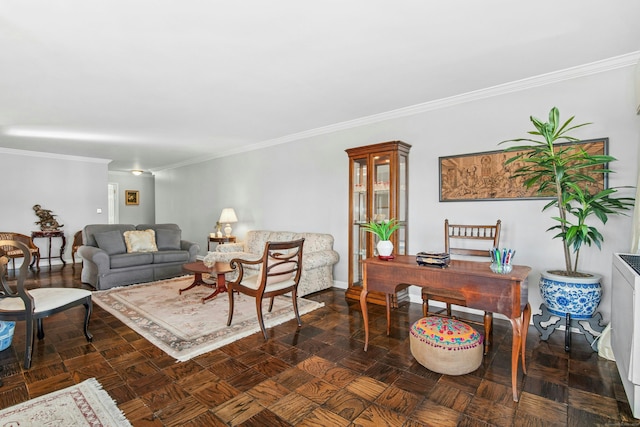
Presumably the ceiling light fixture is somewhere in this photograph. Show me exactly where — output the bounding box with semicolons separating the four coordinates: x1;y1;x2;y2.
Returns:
131;170;143;176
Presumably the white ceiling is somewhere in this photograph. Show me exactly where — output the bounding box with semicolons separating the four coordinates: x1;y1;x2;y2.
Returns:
1;1;640;172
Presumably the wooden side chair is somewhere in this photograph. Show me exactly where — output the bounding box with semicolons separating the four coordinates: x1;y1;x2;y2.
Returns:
0;240;93;369
0;232;40;270
71;230;83;265
227;238;305;340
422;219;501;353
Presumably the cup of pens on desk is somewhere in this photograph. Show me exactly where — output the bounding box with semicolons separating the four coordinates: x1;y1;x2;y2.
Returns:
490;248;515;274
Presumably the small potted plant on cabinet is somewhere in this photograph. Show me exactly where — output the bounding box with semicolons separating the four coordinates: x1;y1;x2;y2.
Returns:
500;107;634;328
362;218;400;259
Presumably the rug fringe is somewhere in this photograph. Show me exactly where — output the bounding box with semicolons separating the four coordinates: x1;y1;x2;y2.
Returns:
83;378;132;427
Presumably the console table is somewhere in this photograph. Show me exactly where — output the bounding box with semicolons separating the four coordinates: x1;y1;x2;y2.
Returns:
31;230;66;269
360;255;531;402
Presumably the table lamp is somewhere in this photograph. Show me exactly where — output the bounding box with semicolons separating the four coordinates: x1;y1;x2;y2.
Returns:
219;208;238;237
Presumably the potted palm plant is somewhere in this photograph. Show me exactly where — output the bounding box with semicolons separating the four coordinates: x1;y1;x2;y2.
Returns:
500;107;634;319
362;218;400;259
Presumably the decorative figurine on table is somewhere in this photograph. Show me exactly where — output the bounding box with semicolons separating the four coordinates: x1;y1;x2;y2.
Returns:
33;204;64;231
215;222;223;238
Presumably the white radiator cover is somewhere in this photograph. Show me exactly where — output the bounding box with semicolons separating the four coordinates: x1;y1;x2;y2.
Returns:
636;60;640;115
612;253;640;418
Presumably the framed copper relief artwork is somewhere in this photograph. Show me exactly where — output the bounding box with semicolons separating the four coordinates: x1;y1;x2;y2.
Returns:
439;138;608;202
125;190;139;205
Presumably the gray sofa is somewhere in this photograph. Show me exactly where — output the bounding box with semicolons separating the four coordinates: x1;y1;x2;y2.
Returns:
203;230;339;296
78;223;199;290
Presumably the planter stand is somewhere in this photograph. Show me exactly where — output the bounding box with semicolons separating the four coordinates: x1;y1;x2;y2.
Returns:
533;303;605;352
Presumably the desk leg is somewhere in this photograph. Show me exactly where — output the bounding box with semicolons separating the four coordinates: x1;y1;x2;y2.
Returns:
360;288;370;352
385;293;392;336
483;311;493;355
508;302;531;402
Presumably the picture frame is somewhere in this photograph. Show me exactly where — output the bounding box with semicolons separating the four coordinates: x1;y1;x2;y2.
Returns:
125;190;139;205
439;138;608;202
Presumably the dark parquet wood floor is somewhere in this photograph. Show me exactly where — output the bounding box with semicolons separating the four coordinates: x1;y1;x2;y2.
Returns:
0;265;638;426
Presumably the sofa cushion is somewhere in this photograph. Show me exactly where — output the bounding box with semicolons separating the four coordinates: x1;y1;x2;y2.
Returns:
110;252;154;268
155;228;181;250
83;224;135;247
152;250;189;264
94;230;127;255
124;230;158;253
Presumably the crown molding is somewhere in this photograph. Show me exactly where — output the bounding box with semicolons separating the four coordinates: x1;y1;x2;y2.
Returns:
0;147;111;164
154;51;640;172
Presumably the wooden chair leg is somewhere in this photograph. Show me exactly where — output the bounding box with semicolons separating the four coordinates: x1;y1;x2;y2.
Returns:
291;290;301;327
24;319;34;369
446;303;452;317
422;297;428;317
256;297;268;340
226;289;235;327
37;318;45;340
84;300;93;341
268;296;274;313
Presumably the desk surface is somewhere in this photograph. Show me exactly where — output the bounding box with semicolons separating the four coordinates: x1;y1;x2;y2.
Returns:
363;256;530;319
360;255;531;401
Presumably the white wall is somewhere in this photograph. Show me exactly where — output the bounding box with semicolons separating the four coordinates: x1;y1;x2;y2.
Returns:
0;149;109;263
107;171;155;225
156;65;639;323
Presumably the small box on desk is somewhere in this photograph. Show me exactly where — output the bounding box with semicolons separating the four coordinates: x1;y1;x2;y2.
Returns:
416;252;450;268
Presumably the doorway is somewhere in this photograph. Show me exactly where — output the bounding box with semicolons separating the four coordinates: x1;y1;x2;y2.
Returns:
108;183;119;224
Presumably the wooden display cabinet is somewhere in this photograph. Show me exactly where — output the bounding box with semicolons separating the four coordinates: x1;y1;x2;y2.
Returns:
345;141;411;307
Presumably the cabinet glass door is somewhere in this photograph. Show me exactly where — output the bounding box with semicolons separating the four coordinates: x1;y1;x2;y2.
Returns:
397;153;408;255
372;155;390;222
352;157;368;285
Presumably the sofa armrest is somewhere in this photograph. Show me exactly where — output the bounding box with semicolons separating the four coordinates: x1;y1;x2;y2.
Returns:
181;240;200;262
216;242;245;253
303;250;340;270
77;245;110;270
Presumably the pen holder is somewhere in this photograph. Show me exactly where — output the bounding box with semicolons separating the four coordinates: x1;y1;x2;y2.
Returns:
490;262;513;275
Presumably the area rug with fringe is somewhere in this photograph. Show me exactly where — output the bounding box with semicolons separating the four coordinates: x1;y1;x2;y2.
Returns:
0;378;131;426
92;276;324;362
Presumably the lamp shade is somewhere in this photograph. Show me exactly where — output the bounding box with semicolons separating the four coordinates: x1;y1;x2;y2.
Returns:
219;208;238;224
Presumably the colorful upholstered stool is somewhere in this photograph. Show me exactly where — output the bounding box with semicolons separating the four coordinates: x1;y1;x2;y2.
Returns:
410;316;483;375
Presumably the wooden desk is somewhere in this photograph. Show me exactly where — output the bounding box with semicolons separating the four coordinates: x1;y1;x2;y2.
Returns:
360;255;531;402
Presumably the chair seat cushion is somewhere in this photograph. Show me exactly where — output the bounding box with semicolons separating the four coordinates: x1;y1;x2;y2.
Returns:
410;316;483;376
0;288;91;313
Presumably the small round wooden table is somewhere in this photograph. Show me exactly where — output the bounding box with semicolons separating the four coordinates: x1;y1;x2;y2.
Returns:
181;261;233;304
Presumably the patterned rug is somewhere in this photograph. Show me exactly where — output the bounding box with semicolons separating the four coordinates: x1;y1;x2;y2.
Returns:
0;378;131;426
93;276;324;361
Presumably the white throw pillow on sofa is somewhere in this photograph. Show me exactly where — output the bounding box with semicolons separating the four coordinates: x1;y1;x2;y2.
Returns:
123;230;158;253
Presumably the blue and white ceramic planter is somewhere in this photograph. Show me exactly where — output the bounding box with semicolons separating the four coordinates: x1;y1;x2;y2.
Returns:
539;270;602;319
